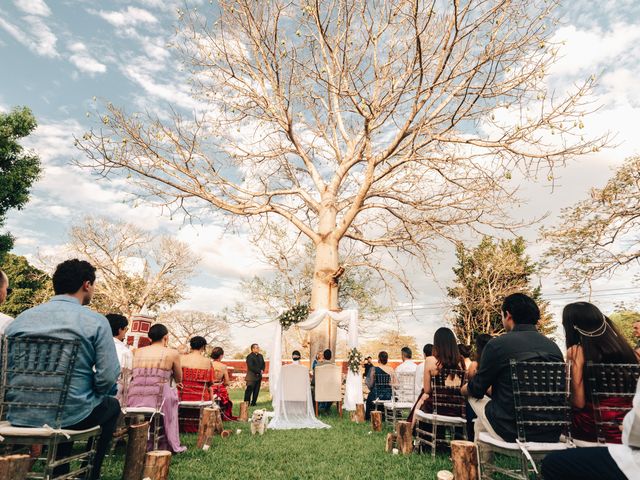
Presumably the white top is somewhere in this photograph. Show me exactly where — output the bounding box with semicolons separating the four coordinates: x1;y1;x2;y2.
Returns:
395;359;417;373
415;362;425;396
0;312;13;335
113;337;133;370
608;377;640;480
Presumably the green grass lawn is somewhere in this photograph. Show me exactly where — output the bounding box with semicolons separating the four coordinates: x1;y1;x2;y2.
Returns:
102;388;453;480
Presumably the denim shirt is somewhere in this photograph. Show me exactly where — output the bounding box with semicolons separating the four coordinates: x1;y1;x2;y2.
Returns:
4;295;120;427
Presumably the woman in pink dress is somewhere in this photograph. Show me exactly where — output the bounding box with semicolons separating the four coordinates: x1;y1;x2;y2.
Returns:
128;324;186;453
563;302;639;443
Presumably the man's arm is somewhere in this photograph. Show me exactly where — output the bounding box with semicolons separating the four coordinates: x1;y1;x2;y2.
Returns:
465;340;499;399
93;317;120;395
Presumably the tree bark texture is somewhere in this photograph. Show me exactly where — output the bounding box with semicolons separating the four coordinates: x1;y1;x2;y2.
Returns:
451;440;479;480
142;451;171;480
123;421;149;480
239;401;249;422
197;407;218;449
0;454;31;480
371;411;382;432
396;421;413;455
351;403;365;423
385;433;397;453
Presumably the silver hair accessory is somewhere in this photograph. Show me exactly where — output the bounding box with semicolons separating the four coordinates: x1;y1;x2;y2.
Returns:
574;315;609;338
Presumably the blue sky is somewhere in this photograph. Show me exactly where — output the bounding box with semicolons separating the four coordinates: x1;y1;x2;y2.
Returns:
2;0;640;352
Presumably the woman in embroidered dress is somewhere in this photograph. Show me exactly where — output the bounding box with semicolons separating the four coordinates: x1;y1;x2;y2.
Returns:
563;302;639;443
178;336;214;433
128;323;186;453
210;346;237;421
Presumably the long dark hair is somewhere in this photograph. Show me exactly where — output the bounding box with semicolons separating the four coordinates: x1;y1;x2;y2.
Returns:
563;302;637;365
474;334;493;362
433;327;465;371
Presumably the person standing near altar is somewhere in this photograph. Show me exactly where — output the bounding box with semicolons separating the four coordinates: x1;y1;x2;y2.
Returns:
244;343;265;406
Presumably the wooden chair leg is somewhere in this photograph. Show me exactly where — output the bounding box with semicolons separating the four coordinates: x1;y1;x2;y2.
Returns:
338;401;343;417
315;402;319;417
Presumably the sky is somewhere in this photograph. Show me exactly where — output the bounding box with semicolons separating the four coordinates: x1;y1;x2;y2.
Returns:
1;0;640;355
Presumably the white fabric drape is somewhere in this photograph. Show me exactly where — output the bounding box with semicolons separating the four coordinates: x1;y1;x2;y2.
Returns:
269;309;362;413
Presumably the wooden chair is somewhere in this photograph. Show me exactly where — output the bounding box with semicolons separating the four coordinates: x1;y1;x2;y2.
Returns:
477;361;571;480
0;336;102;479
383;371;416;428
414;368;466;456
178;368;214;432
314;364;343;416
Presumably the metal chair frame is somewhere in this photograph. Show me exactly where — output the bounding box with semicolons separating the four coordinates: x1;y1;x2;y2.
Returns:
0;336;101;480
384;371;417;428
477;361;572;480
587;362;640;445
371;371;393;418
415;368;467;456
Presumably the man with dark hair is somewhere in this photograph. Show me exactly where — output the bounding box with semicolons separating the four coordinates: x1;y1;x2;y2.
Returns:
292;350;301;363
244;343;265;406
461;293;563;443
5;259;120;480
0;270;12;333
106;313;132;396
396;346;417;373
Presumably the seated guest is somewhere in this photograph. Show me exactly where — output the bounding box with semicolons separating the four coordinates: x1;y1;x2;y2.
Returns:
178;336;214;433
542;376;640;480
466;334;493;379
292;350;302;364
311;351;323;371
396;346;417;373
414;343;433;397
129;324;186;453
563;302;639;443
106;313;133;400
314;349;334;412
365;351;395;420
363;356;374;379
211;346;237;421
458;343;472;370
409;328;466;425
461;293;564;442
5;259;120;480
0;270;13;333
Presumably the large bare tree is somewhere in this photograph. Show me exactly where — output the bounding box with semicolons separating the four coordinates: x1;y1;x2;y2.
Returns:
69;216;200;317
157;310;232;350
77;0;605;357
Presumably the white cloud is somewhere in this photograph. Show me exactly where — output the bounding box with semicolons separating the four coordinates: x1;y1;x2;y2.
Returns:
13;0;51;17
0;14;58;57
68;42;107;74
96;7;158;28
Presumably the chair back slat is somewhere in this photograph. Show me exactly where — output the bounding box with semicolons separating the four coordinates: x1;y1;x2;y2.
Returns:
0;336;80;429
510;360;570;442
587;362;640;444
373;370;392;401
431;368;466;417
126;368;167;411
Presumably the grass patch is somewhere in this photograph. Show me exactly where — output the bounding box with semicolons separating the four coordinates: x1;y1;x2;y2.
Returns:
102;388;452;479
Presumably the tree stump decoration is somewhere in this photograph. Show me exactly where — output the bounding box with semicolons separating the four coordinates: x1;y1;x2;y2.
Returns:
123;421;149;480
371;411;382;432
239;401;249;422
197;407;218;449
142;450;171;480
212;407;224;434
0;454;31;480
351;403;365;423
221;429;232;439
385;433;397;453
451;440;479;480
396;421;413;455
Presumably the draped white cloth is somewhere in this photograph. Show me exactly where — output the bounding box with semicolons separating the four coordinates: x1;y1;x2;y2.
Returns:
269;309;363;414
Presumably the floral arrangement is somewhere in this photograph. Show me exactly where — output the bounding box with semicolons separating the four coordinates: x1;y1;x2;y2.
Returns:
347;347;363;374
278;303;309;330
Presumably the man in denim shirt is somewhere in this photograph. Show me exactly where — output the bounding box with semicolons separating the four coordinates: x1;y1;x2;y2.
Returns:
5;259;120;480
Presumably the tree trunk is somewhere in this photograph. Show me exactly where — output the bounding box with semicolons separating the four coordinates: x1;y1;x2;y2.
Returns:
309;221;340;361
123;421;149;480
451;440;479;480
142;451;171;480
0;454;31;480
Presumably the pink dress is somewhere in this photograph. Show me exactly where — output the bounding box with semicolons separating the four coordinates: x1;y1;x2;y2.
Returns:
128;367;186;453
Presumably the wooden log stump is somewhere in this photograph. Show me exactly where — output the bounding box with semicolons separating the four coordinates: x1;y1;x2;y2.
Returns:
0;454;31;480
212;407;224;434
451;440;479;480
142;450;171;480
385;433;397;453
197;407;218;449
371;411;382;432
396;421;413;455
123;421;149;480
351;403;365;423
220;429;232;439
239;401;249;422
